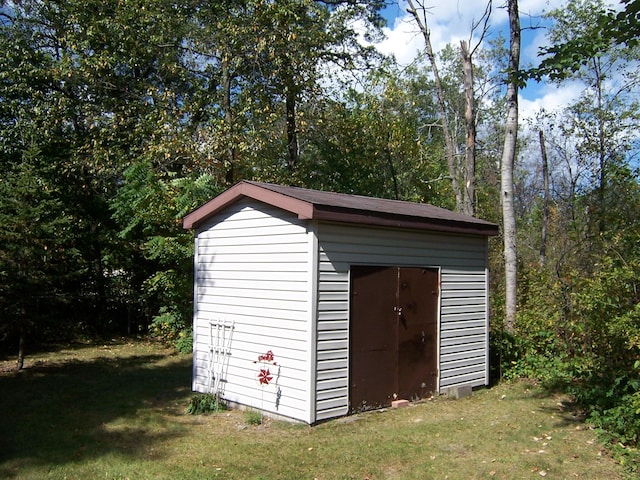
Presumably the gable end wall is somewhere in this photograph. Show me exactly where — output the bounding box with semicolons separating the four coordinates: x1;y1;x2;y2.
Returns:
193;199;313;423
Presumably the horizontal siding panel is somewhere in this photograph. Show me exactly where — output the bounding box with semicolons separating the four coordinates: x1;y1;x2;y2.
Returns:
316;396;349;412
198;253;308;265
441;273;488;283
198;238;308;253
317;330;349;342
317;339;348;351
320;241;485;260
199;256;309;268
193;351;307;376
440;364;486;380
198;211;296;229
441;304;486;316
439;371;487;389
317;367;348;381
318;311;350;321
440;312;486;324
441;333;486;347
318;272;349;283
196;272;308;288
319;280;348;292
319;224;486;250
317;358;348;371
198;234;304;249
198;278;308;292
194;313;306;330
440;341;486;356
197;304;308;321
198;286;308;303
442;282;486;291
317;301;349;312
317;320;348;332
441;289;486;299
317;377;348;391
316;405;349;421
441;296;486;307
198;294;308;312
223;389;308;419
441;350;485;365
317;387;349;401
318;291;349;302
441;356;486;372
320;252;486;269
317;349;348;361
440;319;486;331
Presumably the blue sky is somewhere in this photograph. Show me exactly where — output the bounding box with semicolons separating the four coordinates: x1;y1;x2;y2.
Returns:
373;0;582;120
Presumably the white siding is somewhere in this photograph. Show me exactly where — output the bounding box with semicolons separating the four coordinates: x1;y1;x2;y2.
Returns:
314;223;490;420
193;199;313;423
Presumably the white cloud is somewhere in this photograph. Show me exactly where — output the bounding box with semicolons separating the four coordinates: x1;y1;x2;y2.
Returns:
519;82;582;122
375;0;576;120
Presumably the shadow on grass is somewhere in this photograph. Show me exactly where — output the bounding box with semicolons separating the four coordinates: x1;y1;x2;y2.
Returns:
0;343;192;478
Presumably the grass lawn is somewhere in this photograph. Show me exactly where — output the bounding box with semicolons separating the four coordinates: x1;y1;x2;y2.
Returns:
0;339;627;479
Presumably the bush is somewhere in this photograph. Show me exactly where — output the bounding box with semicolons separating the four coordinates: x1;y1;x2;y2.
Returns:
150;306;192;353
185;393;226;415
244;410;263;426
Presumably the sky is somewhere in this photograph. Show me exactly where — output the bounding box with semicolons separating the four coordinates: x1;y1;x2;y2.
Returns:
374;0;583;121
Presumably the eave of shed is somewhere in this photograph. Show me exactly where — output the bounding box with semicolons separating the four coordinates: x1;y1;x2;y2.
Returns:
183;181;499;236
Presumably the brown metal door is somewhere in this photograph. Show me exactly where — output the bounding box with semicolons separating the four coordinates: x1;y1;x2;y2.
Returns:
350;266;439;412
397;268;439;400
349;266;398;411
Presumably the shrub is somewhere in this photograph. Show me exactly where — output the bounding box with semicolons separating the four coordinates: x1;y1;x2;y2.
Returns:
185;393;226;415
244;410;263;426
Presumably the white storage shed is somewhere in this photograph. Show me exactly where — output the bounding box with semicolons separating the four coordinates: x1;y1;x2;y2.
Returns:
183;181;499;424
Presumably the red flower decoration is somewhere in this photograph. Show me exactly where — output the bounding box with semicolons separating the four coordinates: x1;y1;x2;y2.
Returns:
257;368;272;385
258;350;274;362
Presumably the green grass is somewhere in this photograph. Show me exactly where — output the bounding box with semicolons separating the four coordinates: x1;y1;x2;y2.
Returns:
0;339;628;479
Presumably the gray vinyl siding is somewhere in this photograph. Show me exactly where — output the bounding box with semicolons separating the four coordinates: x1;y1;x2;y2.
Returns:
314;223;489;421
192;199;313;423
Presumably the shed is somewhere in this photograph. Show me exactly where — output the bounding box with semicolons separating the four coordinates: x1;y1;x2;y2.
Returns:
183;181;499;424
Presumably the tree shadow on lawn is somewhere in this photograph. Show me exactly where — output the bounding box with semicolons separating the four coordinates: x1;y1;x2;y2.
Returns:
0;346;192;477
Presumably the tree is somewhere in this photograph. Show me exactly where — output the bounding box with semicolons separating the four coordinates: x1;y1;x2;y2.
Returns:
528;0;640;80
0;149;79;369
500;0;520;333
406;0;491;216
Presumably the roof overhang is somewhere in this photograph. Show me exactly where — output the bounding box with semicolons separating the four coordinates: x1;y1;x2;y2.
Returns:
183;181;314;229
183;181;499;236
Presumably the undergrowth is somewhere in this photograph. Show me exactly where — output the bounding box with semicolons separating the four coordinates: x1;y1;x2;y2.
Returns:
185;393;226;415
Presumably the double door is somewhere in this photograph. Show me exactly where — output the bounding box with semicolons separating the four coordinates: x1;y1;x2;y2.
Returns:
349;266;439;411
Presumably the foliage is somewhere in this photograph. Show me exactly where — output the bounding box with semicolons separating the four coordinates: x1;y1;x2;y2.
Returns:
244;409;264;426
0;0;392;359
112;161;219;350
185;393;226;415
528;0;640;80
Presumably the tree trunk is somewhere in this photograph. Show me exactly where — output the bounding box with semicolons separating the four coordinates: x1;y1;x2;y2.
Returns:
501;0;520;333
285;86;299;172
461;39;476;217
539;129;549;268
17;322;25;371
407;0;463;212
222;59;235;185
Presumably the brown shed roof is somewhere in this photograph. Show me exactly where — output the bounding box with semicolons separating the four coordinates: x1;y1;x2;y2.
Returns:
183;181;499;236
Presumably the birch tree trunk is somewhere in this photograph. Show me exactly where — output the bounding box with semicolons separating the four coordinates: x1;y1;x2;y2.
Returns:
461;40;476;217
406;0;463;212
501;0;520;333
